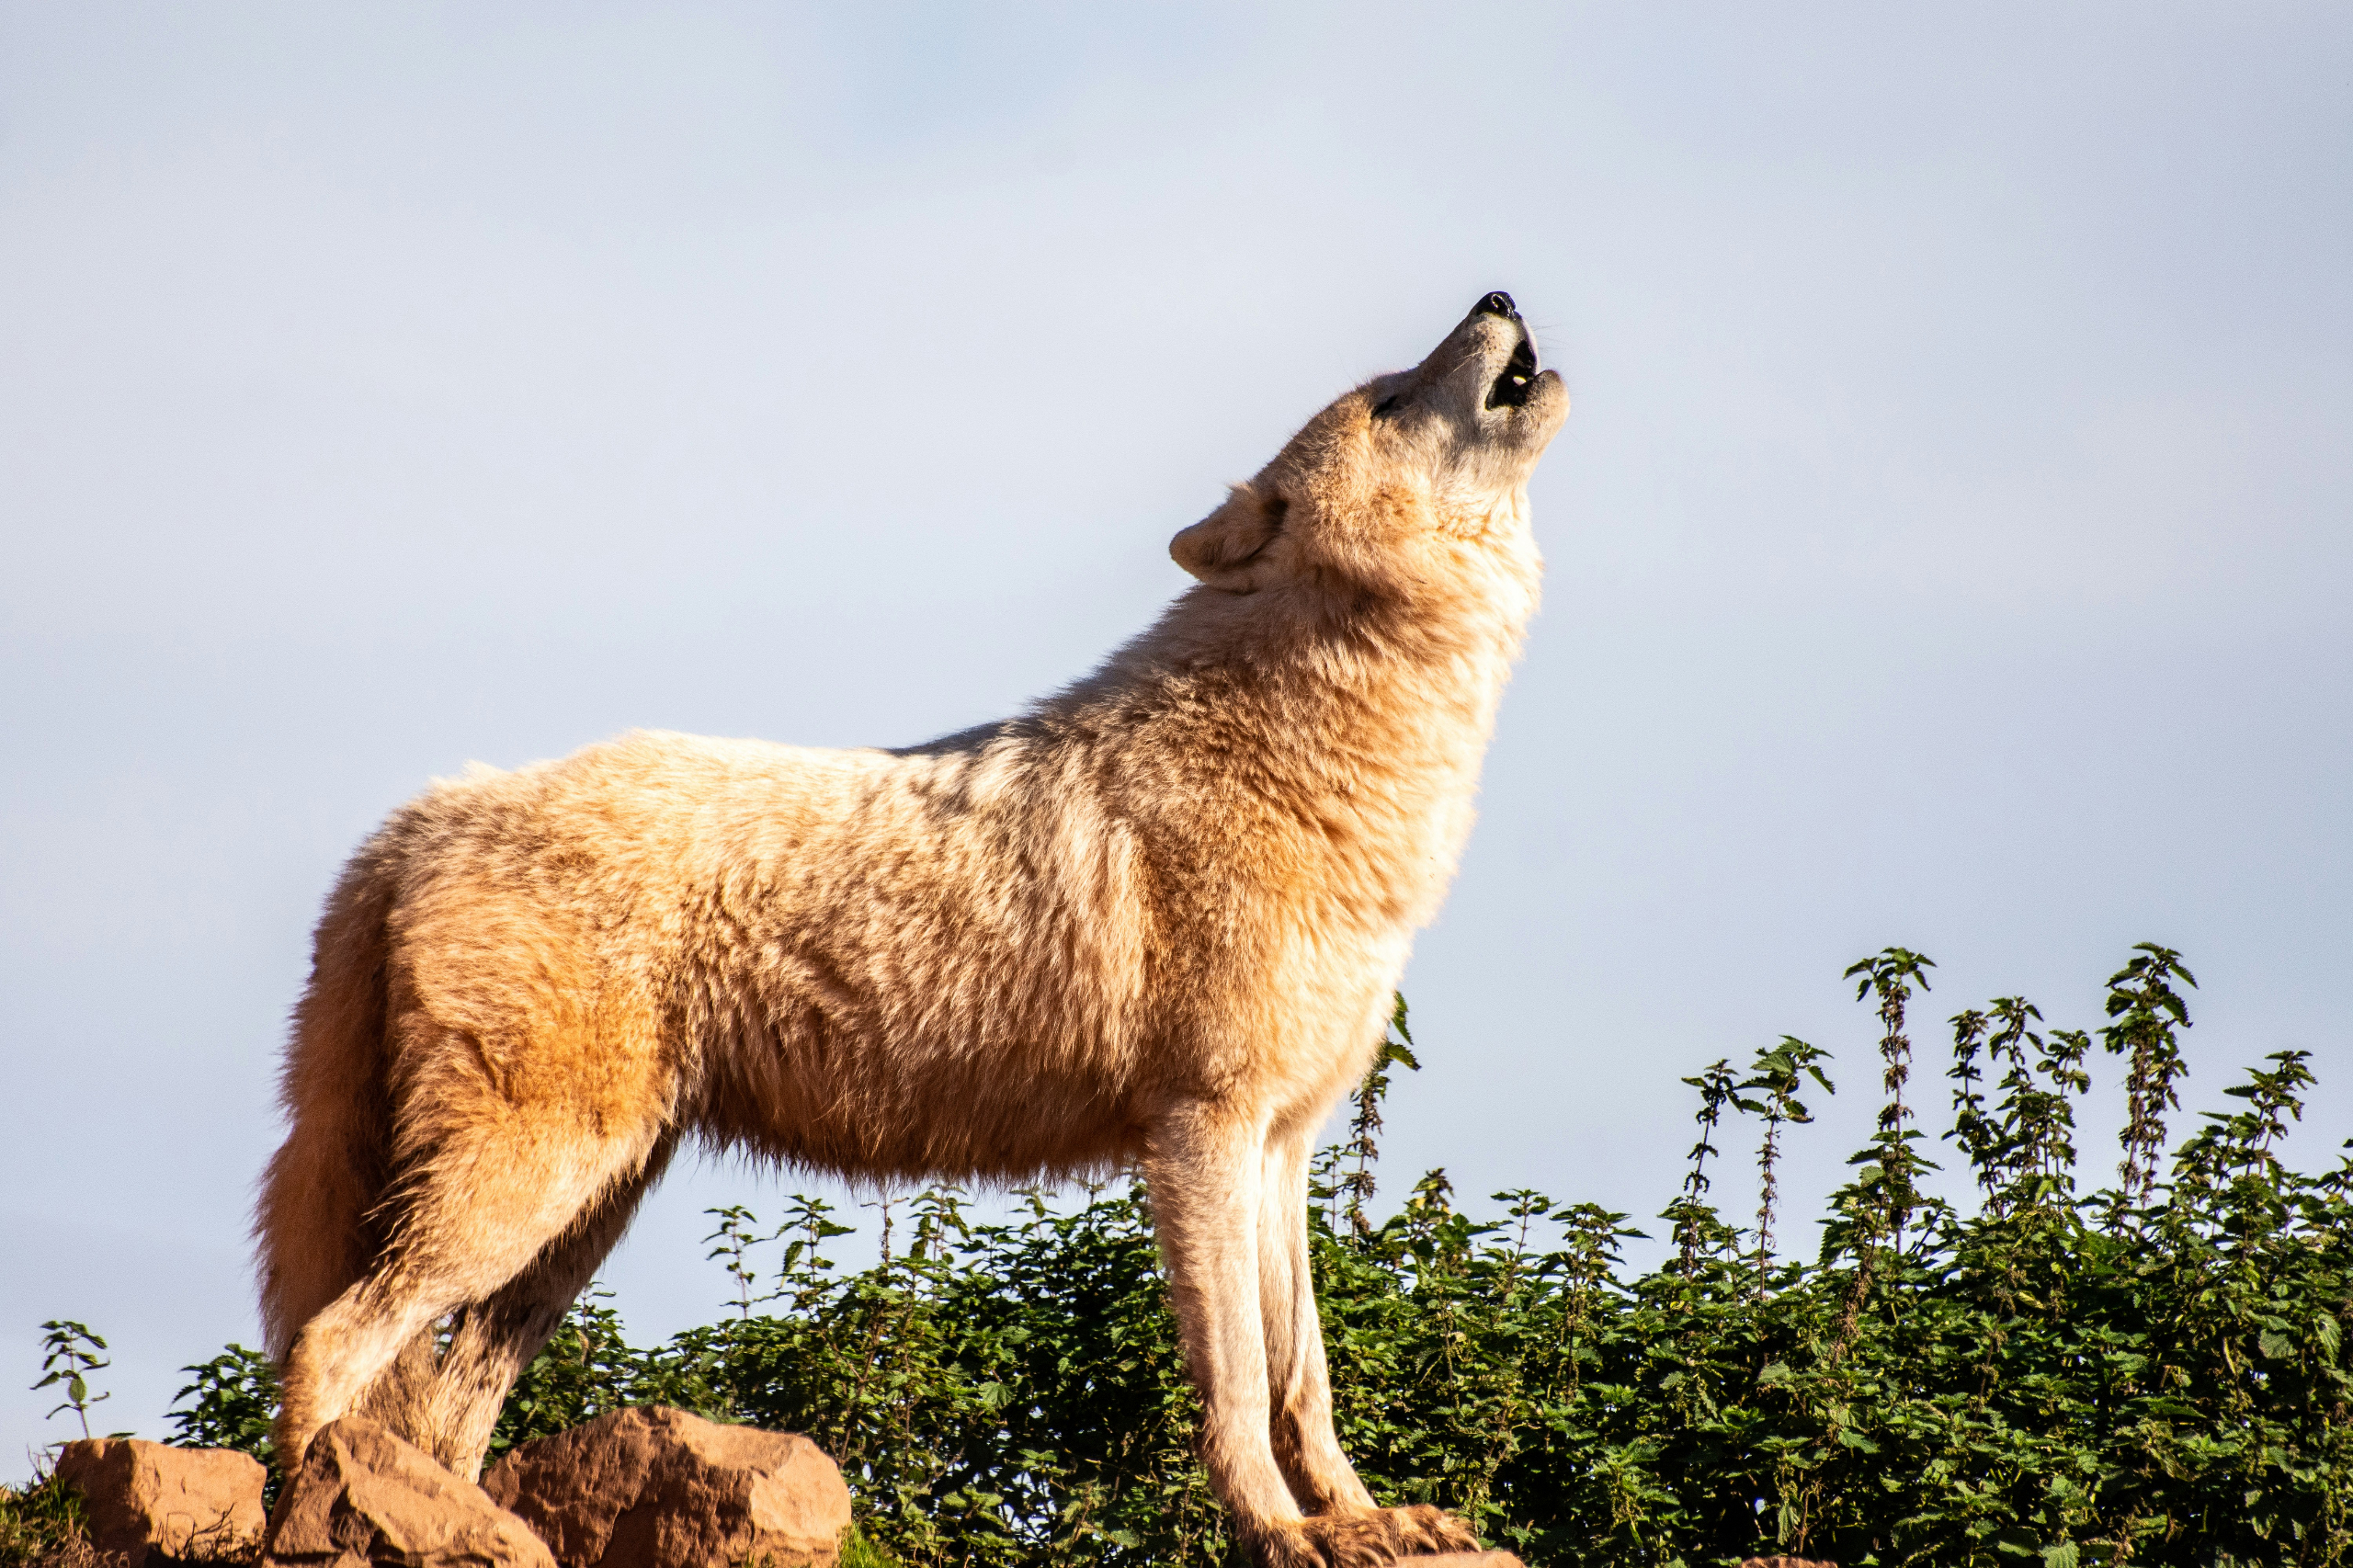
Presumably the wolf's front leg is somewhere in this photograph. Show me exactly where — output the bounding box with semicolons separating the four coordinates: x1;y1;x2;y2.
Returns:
1147;1103;1476;1567
1257;1122;1375;1514
1257;1123;1480;1559
1143;1102;1302;1552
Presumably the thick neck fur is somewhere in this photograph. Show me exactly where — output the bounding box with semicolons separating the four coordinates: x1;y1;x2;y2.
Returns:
1001;500;1540;938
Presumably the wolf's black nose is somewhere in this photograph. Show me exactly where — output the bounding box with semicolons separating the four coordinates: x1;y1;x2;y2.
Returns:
1473;290;1519;322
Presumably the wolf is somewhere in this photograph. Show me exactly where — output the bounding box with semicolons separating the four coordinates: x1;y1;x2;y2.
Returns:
256;292;1567;1565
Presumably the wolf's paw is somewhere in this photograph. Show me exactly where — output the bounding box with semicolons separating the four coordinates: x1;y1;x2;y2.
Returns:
1253;1506;1481;1567
1381;1503;1481;1555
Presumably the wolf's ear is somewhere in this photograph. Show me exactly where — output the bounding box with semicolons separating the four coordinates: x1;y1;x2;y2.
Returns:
1170;486;1288;591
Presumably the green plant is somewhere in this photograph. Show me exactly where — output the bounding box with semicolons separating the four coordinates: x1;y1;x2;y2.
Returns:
1325;994;1423;1236
165;1344;283;1507
31;1323;113;1444
2101;943;2196;1205
835;1524;905;1568
1739;1036;1833;1294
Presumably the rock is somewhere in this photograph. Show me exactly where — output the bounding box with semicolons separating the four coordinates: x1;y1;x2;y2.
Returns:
264;1416;554;1568
53;1438;268;1565
482;1406;850;1568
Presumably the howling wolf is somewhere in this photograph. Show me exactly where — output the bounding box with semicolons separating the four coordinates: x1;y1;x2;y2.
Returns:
257;292;1566;1566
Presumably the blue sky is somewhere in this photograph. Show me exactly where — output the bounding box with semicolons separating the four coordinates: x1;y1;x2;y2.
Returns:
4;4;2348;1471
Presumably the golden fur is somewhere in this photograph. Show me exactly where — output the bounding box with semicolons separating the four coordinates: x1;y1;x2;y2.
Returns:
256;295;1567;1566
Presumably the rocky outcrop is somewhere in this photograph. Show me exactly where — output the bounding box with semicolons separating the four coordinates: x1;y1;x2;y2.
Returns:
481;1407;849;1568
52;1437;267;1564
263;1417;554;1568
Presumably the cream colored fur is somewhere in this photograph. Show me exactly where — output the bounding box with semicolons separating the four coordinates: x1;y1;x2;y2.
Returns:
255;296;1567;1567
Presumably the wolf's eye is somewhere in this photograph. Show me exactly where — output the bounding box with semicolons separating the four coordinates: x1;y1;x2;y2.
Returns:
1370;394;1402;418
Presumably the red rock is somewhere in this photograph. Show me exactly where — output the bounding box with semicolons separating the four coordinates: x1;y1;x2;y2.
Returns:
264;1416;554;1568
52;1437;267;1565
482;1406;849;1568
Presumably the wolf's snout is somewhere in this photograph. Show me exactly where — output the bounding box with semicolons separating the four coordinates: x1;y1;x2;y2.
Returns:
1472;290;1519;322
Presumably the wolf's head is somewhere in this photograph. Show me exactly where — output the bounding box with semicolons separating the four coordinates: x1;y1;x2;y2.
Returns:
1171;293;1567;600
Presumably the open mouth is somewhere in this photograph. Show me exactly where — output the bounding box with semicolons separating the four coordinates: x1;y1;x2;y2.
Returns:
1484;332;1539;410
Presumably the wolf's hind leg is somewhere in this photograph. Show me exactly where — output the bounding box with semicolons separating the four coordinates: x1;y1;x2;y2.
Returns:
271;1104;665;1472
408;1136;675;1480
351;1327;442;1439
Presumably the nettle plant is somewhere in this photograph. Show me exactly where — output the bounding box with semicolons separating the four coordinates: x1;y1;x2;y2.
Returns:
92;946;2353;1567
30;1322;116;1445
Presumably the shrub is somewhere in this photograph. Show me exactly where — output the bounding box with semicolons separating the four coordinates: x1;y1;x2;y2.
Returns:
135;944;2353;1566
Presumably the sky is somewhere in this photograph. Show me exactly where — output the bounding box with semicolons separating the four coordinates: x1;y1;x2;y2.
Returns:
3;4;2348;1472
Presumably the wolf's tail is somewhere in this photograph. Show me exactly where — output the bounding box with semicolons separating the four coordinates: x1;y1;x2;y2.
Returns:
255;847;399;1361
